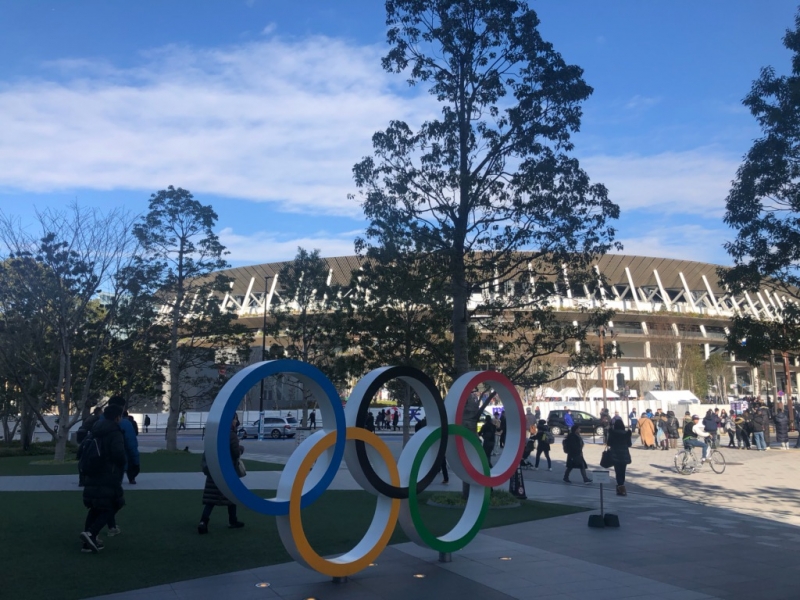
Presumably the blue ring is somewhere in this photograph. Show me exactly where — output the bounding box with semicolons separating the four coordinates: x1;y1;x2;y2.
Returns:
204;359;345;515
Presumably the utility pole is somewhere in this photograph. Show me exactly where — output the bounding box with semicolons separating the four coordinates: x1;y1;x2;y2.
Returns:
258;276;271;440
783;351;794;427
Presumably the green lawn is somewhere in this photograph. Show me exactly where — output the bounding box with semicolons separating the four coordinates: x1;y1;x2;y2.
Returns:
0;489;587;599
0;450;282;476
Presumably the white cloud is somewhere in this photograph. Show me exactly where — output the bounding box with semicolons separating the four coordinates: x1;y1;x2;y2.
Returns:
0;37;437;217
624;94;661;110
614;223;731;265
261;23;277;36
218;227;359;265
582;149;738;217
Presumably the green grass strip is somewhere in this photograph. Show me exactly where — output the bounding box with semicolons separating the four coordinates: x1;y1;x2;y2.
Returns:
0;489;586;599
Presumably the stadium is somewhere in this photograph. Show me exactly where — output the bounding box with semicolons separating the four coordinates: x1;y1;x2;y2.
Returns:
197;253;796;411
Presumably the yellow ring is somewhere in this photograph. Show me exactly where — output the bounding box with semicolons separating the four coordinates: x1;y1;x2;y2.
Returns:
286;427;400;577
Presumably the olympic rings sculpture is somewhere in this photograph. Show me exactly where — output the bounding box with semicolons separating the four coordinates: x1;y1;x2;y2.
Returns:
205;360;525;577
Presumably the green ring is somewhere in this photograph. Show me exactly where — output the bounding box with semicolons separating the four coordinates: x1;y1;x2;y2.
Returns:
405;423;490;552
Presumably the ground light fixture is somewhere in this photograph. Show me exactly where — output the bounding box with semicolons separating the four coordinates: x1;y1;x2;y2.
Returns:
254;582;270;588
413;574;426;579
500;557;512;561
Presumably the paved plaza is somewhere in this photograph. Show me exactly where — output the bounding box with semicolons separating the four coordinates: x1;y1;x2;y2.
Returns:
5;434;800;599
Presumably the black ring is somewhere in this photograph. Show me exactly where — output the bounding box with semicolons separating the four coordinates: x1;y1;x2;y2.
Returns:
353;366;447;499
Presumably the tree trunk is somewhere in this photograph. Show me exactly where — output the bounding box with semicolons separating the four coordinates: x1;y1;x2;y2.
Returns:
53;401;70;462
451;274;470;378
166;357;180;451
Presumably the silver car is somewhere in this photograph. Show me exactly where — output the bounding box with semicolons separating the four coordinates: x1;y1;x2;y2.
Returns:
238;416;297;439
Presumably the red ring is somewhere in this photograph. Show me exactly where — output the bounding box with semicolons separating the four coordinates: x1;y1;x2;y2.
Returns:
451;372;526;487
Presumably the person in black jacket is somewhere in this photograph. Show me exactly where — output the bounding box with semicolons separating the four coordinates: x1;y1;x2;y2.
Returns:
79;404;127;553
479;414;497;466
607;419;632;496
563;424;592;484
666;410;680;449
533;419;552;471
198;416;246;534
774;405;790;450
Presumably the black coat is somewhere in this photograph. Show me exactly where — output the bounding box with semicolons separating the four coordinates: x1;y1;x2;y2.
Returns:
607;429;632;465
202;427;243;507
82;419;126;511
666;416;680;439
774;412;790;443
564;432;586;469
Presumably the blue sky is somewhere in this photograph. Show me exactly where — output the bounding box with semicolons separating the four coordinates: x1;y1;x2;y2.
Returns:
1;0;797;267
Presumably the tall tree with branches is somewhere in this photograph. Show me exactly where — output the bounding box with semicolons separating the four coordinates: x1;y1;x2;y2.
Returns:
353;0;620;383
0;205;137;460
133;187;252;451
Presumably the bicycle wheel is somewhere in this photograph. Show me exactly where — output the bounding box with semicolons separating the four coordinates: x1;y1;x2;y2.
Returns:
709;450;726;474
674;450;696;475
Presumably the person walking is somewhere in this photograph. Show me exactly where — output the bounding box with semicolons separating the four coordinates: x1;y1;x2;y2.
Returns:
479;414;497;466
79;404;127;553
666;410;680;449
563;424;592;484
600;408;611;445
607;419;632;496
499;410;507;449
309;409;317;430
734;412;750;449
198;416;246;534
179;411;187;430
365;410;375;432
638;412;655;449
564;409;574;430
774;405;790;450
391;408;399;431
533;419;552;471
702;409;718;447
143;414;151;433
656;413;669;450
721;409;735;448
628;408;638;431
752;407;768;451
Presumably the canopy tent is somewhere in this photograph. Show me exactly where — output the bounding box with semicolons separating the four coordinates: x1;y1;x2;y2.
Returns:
533;387;560;399
585;387;620;400
644;390;699;404
559;387;583;401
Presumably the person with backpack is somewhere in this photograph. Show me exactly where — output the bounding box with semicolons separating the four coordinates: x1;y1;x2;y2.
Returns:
77;407;103;487
79;404;127;553
532;419;553;471
666;410;680;449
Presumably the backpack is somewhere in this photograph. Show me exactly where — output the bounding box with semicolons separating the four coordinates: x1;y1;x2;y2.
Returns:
77;432;105;477
546;431;555;445
562;437;569;454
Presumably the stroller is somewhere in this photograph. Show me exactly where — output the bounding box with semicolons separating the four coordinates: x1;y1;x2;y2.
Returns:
520;437;535;469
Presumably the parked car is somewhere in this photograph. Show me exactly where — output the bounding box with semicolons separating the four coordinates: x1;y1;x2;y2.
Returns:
546;410;604;436
238;416;297;439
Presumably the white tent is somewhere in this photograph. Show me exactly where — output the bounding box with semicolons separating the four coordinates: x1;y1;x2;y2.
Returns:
534;387;560;399
644;390;699;404
559;387;583;401
585;387;620;400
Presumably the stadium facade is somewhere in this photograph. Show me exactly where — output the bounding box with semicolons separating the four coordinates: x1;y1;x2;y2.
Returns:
206;254;797;402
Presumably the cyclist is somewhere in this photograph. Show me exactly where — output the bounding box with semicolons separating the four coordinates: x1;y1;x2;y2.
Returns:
682;414;710;462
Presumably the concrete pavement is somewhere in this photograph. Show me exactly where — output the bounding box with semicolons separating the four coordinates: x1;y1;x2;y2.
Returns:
4;436;800;599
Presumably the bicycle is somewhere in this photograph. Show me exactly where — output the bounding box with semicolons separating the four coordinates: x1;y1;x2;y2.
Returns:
674;439;726;475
